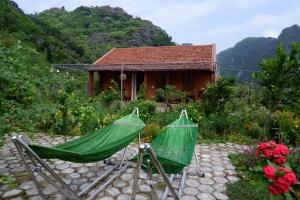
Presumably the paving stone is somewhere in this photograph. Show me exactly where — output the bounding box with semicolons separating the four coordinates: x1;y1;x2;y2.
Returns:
10;197;23;200
19;181;34;190
185;179;200;187
122;186;132;194
139;184;151;192
2;189;23;198
28;196;43;200
224;169;236;176
105;187;120;197
70;185;78;191
213;184;226;192
117;194;131;200
199;178;215;185
213;177;228;184
198;185;214;193
56;163;69;170
120;173;133;181
113;180;128;188
227;175;240;182
70;173;81;179
73;178;88;185
213;191;228;200
211;166;224;171
43;185;57;195
213;171;225;177
97;197;113;200
183;187;199;195
61;168;74;174
182;195;197;200
78;167;89;173
197;193;216;200
135;194;149;200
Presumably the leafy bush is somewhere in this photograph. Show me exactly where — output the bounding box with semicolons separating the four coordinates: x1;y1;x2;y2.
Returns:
141;123;161;143
121;100;156;122
99;80;120;106
257;43;300;113
269;111;300;145
202;78;236;115
227;180;269;200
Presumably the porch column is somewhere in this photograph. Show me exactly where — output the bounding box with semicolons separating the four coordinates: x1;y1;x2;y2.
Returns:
144;73;148;98
88;71;94;97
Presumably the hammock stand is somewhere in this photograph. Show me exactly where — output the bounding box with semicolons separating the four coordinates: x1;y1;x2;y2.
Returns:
131;110;204;200
12;108;144;200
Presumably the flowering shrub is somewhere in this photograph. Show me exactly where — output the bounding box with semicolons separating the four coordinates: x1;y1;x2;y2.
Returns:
257;141;299;198
263;166;297;195
256;141;289;166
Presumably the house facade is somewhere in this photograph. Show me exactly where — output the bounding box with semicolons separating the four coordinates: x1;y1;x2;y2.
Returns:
87;44;217;100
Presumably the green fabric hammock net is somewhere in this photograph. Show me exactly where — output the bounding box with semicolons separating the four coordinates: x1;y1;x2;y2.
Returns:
30;111;145;163
134;111;198;174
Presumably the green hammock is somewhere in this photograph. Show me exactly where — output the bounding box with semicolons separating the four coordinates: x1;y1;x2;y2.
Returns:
30;111;145;163
137;111;198;174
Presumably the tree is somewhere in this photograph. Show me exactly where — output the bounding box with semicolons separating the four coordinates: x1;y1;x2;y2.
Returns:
256;43;300;114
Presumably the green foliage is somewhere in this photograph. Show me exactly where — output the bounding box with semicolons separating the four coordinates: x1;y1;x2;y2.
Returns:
0;0;83;63
35;6;174;62
137;83;146;100
99;80;120;107
122;100;156;122
141;123;162;143
202;78;236;115
227;180;270;200
155;85;187;104
257;43;300;113
0;174;17;189
287;148;300;180
269;111;300;145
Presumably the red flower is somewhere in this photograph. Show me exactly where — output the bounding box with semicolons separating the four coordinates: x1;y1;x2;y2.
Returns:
263;165;276;179
278;167;290;173
258;143;269;150
277;144;289;155
273;155;286;166
268;184;281;195
263;148;273;158
274;176;291;193
272;146;282;157
284;172;297;185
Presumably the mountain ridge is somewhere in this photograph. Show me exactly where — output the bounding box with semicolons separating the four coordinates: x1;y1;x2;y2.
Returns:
217;24;300;82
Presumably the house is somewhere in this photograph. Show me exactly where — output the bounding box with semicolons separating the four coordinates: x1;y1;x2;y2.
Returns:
87;44;217;100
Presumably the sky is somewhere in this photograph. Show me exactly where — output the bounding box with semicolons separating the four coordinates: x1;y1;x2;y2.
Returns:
14;0;300;52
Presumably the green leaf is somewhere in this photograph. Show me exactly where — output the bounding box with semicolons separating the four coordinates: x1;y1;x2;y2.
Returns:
284;192;294;200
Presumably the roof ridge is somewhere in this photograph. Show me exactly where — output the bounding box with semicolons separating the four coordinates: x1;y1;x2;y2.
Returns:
113;44;214;50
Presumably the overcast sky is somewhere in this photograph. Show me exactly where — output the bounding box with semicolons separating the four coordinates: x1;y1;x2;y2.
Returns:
15;0;300;52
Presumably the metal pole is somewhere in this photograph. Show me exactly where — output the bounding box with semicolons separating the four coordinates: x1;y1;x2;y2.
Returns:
178;172;186;197
131;144;145;200
145;144;179;200
162;174;174;200
121;64;124;104
147;160;159;200
12;137;46;200
15;136;80;200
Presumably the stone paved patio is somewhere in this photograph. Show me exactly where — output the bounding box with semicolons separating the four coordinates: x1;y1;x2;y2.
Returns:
0;133;248;200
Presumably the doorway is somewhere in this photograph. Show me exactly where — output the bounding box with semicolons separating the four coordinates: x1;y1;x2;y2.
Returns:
131;72;144;100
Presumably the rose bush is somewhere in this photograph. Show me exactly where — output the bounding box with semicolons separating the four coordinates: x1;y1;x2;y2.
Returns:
257;141;299;199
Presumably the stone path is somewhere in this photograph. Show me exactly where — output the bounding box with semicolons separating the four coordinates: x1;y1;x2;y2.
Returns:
0;133;249;200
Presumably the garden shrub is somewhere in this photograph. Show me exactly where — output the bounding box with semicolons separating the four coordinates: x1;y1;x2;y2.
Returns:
269;111;300;146
121;100;156;122
99;80;120;106
150;110;179;127
227;180;269;200
202;77;236;115
141;123;161;143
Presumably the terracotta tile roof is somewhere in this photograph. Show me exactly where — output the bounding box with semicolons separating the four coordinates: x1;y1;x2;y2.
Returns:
88;45;216;71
